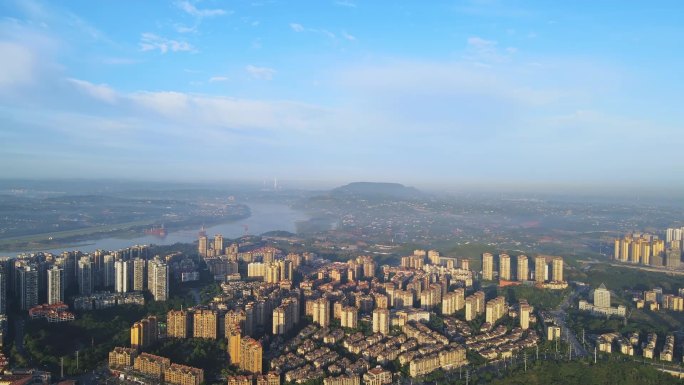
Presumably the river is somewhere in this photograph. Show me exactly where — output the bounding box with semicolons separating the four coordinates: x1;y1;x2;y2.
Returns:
7;202;309;255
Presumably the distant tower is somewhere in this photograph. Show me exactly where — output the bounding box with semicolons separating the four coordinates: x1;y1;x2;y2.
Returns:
198;236;208;257
132;258;146;291
552;257;564;282
214;234;224;254
517;255;528;281
103;254;115;288
312;298;330;327
77;256;93;296
47;267;64;305
499;254;511;281
18;265;39;310
273;177;278;191
114;260;130;293
147;258;169;301
535;256;547;283
482;253;494;280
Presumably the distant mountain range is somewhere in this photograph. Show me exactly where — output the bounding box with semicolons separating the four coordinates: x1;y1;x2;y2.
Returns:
330;182;423;199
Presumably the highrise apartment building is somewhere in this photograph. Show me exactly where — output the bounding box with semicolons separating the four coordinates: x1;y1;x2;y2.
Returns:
312;298;330;328
239;337;263;374
372;308;390;335
133;258;146;292
167;310;191;338
193;309;218;339
534;256;546;283
115;260;130;293
499;254;511;280
517;255;528;281
47;267;64;305
78;256;93;295
148;258;169;301
18;264;38;310
482;253;494;280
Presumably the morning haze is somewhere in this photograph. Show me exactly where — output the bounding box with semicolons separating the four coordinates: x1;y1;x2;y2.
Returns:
1;2;684;385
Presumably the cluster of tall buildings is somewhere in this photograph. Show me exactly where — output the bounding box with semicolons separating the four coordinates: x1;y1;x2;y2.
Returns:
482;253;564;284
113;256;169;301
613;234;667;265
198;234;240;258
0;245;168;316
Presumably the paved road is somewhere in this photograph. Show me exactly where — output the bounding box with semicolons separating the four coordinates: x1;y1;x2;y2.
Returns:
550;289;588;358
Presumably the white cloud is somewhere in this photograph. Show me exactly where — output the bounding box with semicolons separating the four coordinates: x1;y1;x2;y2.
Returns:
139;33;195;53
209;76;229;82
176;25;197;34
290;23;305;32
129;91;190;116
467;36;496;50
342;31;356;41
0;42;35;86
465;36;515;63
67;78;118;103
175;0;228;18
289;23;339;40
246;65;275;80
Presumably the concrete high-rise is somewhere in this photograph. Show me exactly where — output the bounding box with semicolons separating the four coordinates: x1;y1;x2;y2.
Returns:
167;310;191;338
214;235;224;255
227;325;241;365
239;337;263;374
47;267;64;305
77;256;93;295
551;257;564;282
372;308;390;335
594;283;611;308
193;309;218;339
499;254;511;281
340;306;358;329
133;258;146;292
520;302;532;330
131;316;158;349
103;254;115;288
198;236;208;257
312;298;330;328
147;258;168;301
464;296;476;321
517;255;528;281
534;256;546;283
18;264;38;310
272;303;294;335
482;253;494;280
114;260;129;293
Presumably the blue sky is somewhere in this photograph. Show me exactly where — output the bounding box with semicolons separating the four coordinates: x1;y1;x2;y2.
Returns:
0;0;683;190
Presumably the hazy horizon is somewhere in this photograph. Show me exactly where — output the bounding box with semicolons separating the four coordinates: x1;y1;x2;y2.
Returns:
1;1;683;188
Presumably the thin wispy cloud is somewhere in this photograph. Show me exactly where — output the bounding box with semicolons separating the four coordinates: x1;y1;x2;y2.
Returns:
290;23;305;32
465;36;513;63
209;76;229;82
246;65;275;80
67;78;118;103
342;31;356;41
175;0;228;18
289;22;339;40
139;33;195;53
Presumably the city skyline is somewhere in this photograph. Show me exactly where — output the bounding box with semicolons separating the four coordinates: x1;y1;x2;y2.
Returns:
1;1;683;189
